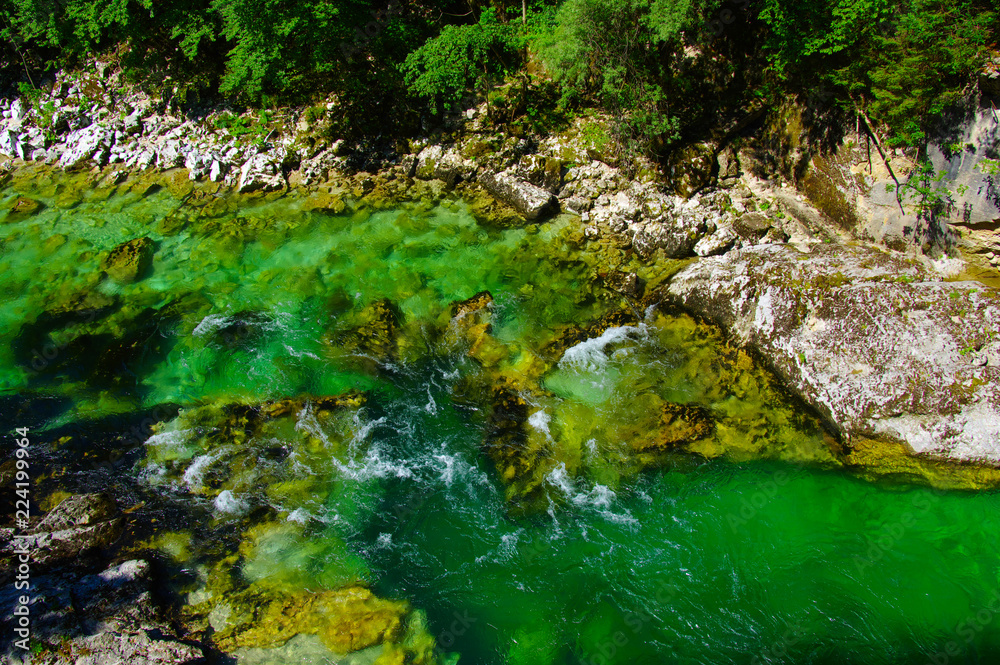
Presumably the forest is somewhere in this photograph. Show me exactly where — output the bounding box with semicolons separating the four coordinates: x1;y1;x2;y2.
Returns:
1;0;997;155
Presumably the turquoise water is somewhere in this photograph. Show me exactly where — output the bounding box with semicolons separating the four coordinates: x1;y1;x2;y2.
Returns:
359;370;1000;665
3;169;1000;664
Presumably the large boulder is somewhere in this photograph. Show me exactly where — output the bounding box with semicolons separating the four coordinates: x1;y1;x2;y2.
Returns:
59;125;113;169
0;493;124;569
480;170;556;220
665;243;1000;462
0;559;204;664
238;153;286;193
414;145;474;185
103;237;155;283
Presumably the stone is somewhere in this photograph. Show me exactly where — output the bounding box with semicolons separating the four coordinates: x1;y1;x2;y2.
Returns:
10;98;26;123
670;143;715;198
632;402;715;451
600;270;644;298
59;125;112;169
479;170;556;220
210;159;224;182
0;494;124;569
732;212;773;241
665;243;1000;462
6;196;43;220
414;145;473;186
103;236;155;283
338;298;404;362
36;493;117;532
239;153;285;193
694;225;737;256
0;559;204;664
123;111;143;135
0;128;21;158
716;147;741;185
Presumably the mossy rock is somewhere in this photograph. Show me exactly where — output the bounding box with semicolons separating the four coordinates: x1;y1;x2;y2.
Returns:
846;436;1000;491
339;298;404;362
450;291;494;319
634;402;715;451
481;382;559;513
441;291;507;366
5;196;43;222
212;585;410;654
460;185;525;229
669;143;715;199
260;391;366;419
103;236;155;283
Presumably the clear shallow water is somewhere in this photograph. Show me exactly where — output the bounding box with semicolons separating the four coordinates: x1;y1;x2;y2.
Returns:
3;169;1000;664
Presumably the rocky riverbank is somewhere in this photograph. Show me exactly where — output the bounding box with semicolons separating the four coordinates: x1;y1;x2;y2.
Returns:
3;62;999;454
3;60;1000;665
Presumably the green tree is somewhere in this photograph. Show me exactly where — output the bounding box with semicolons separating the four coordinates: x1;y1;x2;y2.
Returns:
402;8;524;113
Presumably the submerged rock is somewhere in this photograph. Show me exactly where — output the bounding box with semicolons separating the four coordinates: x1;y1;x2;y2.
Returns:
5;196;42;221
338;298;404;362
102;236;155;283
484;383;549;509
641;402;715;450
212;585;409;654
666;243;1000;462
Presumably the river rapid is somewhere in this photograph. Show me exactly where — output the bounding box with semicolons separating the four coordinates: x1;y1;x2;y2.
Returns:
3;167;1000;665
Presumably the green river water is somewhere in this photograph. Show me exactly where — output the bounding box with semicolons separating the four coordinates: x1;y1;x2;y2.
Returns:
3;169;1000;665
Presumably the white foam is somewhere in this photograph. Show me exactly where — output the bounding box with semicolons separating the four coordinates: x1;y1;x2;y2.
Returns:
192;314;229;337
434;453;457;486
528;409;553;441
545;463;575;495
183;450;224;489
283;344;320;360
214;490;247;515
144;428;194;449
287;508;311;523
559;325;644;372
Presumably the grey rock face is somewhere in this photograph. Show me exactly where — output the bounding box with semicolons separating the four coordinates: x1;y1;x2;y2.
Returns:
239;152;285;193
0;493;125;568
0;559;204;664
480;170;556;220
414;145;474;185
665;243;1000;462
58;125;112;169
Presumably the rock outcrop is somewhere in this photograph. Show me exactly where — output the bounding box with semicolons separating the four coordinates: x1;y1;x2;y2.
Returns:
480;170;556;220
103;236;155;283
0;493;125;569
665;243;1000;462
0;559;204;664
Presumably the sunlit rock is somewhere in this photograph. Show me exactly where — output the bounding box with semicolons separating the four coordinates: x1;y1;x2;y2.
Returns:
102;236;154;283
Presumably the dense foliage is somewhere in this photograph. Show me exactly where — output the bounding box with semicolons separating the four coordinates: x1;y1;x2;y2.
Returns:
1;0;997;150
